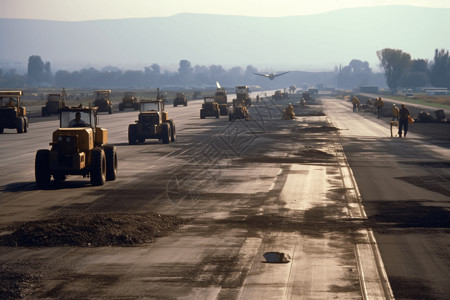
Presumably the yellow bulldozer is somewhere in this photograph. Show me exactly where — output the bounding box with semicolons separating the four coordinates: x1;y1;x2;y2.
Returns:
128;100;176;144
0;91;28;134
35;106;118;187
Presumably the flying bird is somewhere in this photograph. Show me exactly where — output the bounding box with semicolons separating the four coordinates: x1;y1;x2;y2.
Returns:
253;71;289;80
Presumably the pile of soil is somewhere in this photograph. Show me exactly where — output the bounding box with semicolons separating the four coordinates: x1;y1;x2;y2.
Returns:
295;149;335;159
0;212;186;247
0;265;40;300
293;125;339;133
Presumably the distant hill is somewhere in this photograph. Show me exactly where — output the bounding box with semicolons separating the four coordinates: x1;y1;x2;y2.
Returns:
0;5;449;72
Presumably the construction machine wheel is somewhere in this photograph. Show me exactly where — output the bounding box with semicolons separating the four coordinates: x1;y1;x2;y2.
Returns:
138;137;145;143
0;127;3;134
167;120;176;142
53;171;67;182
41;107;48;117
174;103;177;107
215;110;220;118
161;123;170;144
119;103;124;111
108;105;113;114
229;113;233;122
104;145;118;181
35;149;51;188
128;124;138;145
90;148;106;186
24;118;28;133
200;109;205;119
16;117;25;133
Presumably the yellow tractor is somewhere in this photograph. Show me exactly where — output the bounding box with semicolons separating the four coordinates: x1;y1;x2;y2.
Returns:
35;106;118;187
215;82;228;115
200;97;220;119
229;99;249;121
119;91;139;111
94;90;113;114
42;93;65;116
0;91;28;134
173;92;187;107
128;100;176;144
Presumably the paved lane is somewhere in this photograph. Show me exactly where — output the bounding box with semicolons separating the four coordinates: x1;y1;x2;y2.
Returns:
0;94;392;299
324;97;450;300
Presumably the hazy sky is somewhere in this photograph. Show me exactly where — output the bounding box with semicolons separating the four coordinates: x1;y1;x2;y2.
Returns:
1;0;449;20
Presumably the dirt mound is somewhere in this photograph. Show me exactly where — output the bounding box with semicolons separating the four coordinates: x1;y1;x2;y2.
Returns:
295;149;334;158
0;212;186;247
0;265;40;300
293;125;339;133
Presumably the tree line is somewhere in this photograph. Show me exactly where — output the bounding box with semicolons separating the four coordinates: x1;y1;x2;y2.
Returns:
377;48;450;92
1;57;266;89
1;49;448;91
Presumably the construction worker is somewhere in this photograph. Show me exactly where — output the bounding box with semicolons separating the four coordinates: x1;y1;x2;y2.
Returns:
69;112;86;127
282;103;295;120
352;96;360;112
376;97;384;118
300;98;306;106
392;104;399;121
398;103;410;138
6;98;15;107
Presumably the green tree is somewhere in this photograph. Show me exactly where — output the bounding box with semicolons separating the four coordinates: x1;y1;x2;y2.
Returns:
377;48;411;92
27;55;45;86
399;59;429;88
430;49;450;88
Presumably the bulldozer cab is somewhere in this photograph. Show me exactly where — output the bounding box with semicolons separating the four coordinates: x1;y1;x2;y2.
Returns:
0;91;22;109
47;93;62;102
124;92;135;98
95;90;111;100
59;107;97;128
140;100;164;113
123;92;137;103
204;97;216;104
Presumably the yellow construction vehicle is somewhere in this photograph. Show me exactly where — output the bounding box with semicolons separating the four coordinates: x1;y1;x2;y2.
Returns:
200;97;220;119
35;106;118;187
128;99;175;144
94;90;113;114
119;91;139;111
215;81;228;115
0;91;28;133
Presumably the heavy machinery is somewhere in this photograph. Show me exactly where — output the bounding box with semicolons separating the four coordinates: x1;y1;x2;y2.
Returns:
302;91;312;102
94;90;113;114
272;90;289;100
200;97;220;119
35;106;118;187
235;86;251;107
119;92;139;111
128;100;176;144
228;100;249;121
215;81;228;115
42;93;65;116
173;92;187;107
0;91;28;134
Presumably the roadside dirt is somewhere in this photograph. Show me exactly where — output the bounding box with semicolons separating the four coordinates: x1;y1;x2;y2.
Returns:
0;212;186;247
0;212;186;299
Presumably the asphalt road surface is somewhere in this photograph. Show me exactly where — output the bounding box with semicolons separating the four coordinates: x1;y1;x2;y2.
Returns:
0;93;448;299
323;97;450;300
